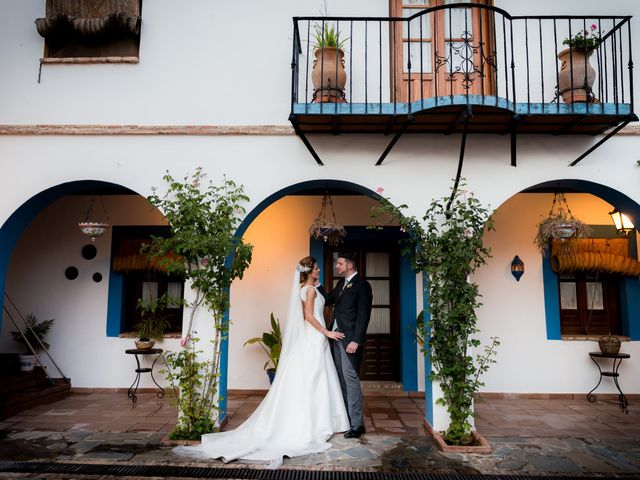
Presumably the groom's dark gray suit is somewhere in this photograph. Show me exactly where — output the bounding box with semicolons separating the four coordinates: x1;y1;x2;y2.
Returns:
321;273;373;430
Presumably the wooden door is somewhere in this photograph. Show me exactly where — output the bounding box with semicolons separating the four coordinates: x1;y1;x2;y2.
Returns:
559;272;621;336
390;0;496;102
324;242;401;381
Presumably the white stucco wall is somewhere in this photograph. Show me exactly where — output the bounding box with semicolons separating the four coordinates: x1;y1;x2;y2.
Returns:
0;195;178;388
476;193;640;395
1;0;639;419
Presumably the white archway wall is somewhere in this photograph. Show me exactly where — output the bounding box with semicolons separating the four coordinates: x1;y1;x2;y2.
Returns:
0;194;179;388
475;193;640;394
228;195;399;390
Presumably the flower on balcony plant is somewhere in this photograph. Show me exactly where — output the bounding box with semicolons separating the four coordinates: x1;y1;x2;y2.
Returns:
562;24;603;50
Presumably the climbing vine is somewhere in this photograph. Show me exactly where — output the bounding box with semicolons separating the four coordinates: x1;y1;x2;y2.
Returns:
373;181;499;445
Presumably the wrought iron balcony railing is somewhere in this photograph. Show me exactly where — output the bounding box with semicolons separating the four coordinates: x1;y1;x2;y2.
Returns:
289;4;636;165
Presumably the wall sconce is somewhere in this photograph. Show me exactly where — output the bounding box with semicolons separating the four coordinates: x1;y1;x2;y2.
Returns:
609;208;635;237
511;255;524;281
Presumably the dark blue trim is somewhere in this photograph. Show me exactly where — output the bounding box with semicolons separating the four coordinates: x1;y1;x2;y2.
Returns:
620;278;640;340
218;310;230;422
421;275;433;426
542;251;562;340
400;253;418;391
235;180;383;239
294;97;632;117
0;181;134;334
309;238;325;284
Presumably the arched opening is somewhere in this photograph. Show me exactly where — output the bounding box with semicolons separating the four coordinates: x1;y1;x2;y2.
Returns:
0;181;180;389
474;179;639;396
221;180;421;422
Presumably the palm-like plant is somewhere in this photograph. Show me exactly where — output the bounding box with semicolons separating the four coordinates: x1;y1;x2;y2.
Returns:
11;313;55;353
244;313;282;371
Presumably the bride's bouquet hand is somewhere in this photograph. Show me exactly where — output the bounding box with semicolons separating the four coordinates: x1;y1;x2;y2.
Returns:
324;329;345;341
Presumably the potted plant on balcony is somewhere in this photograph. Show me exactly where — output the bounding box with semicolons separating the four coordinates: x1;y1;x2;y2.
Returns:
244;313;282;384
311;17;347;103
10;313;55;372
557;24;603;103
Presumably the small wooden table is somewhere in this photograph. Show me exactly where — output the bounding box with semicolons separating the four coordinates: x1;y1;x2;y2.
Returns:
125;348;165;407
587;351;630;412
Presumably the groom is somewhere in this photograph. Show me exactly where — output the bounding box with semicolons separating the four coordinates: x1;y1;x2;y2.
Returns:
322;252;373;439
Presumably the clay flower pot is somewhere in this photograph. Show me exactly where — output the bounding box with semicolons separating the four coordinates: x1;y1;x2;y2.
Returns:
557;48;597;103
311;47;347;103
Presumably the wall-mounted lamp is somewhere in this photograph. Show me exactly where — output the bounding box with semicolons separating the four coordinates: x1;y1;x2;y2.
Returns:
511;255;525;282
609;208;635;237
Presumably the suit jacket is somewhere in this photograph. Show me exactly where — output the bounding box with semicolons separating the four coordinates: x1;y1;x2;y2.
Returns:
322;273;373;350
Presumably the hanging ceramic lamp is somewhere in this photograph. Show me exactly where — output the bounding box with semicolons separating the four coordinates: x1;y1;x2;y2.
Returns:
79;196;110;242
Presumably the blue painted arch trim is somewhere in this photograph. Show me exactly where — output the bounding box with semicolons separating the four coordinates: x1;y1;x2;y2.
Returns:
222;179;423;419
527;179;640;341
0;180;139;334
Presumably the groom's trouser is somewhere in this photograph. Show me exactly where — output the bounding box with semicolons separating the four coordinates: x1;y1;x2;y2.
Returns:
332;340;364;429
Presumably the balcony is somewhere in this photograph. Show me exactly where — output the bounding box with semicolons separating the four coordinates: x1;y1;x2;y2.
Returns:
289;4;636;165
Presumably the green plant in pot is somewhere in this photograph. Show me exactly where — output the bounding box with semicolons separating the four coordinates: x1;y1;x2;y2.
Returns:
135;293;181;350
244;313;282;384
10;313;55;372
372;180;500;447
311;2;348;103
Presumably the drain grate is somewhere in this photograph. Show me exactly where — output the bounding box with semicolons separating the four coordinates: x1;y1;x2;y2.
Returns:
0;461;611;479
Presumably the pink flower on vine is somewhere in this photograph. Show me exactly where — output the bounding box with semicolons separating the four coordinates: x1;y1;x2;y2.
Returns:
180;337;188;347
591;24;597;31
376;187;384;194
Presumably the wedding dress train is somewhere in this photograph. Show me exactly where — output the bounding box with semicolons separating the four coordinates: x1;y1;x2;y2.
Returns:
174;271;349;468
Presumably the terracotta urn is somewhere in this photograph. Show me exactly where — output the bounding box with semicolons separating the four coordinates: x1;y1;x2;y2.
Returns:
311;47;347;103
557;48;596;103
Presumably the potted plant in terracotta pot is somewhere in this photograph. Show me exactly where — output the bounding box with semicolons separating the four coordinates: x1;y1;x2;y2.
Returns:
10;313;55;372
244;313;282;384
311;19;347;103
557;24;603;103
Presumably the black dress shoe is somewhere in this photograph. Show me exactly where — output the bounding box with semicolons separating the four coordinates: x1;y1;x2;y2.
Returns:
344;426;366;438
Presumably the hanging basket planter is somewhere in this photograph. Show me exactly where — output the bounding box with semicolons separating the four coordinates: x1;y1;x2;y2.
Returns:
534;193;591;255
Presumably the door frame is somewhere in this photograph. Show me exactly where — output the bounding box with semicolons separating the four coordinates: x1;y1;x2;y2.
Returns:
310;226;419;390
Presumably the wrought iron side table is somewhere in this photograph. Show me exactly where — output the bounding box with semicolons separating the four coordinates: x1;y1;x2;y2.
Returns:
587;351;630;412
125;348;165;407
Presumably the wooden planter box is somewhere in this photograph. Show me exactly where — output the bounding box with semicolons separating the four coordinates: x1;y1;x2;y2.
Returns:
425;420;491;454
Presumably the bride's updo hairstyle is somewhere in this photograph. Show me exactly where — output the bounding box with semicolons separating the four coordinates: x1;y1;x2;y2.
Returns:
297;256;316;284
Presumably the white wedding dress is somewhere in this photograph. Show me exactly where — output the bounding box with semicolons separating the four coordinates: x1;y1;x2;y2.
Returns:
174;269;349;468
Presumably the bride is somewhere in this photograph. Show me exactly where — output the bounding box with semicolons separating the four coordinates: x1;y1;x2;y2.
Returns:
174;256;350;468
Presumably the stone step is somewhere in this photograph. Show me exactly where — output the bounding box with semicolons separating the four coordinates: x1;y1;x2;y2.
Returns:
0;379;71;420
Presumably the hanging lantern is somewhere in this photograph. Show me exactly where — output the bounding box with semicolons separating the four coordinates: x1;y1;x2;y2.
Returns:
79;196;110;242
510;255;525;281
609;208;635;237
309;193;346;246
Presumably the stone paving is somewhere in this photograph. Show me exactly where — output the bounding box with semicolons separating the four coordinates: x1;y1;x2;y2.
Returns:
0;391;639;478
